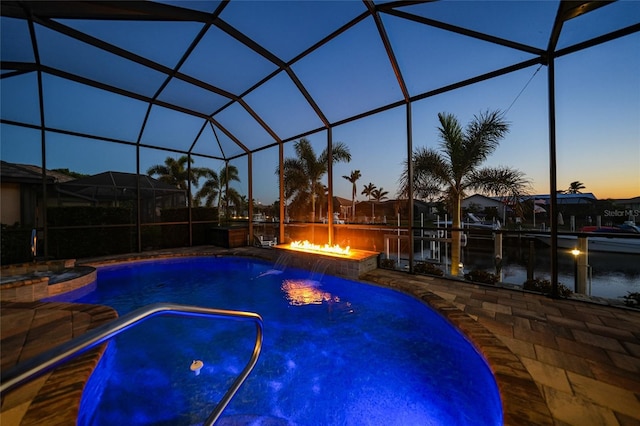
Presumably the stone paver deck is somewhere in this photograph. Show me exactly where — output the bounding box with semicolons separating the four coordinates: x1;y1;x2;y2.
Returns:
1;246;639;425
1;302;117;425
360;268;640;426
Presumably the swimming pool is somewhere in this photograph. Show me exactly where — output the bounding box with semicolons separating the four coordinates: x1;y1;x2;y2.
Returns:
52;256;502;425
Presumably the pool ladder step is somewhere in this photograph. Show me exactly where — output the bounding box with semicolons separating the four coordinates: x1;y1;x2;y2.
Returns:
0;303;264;426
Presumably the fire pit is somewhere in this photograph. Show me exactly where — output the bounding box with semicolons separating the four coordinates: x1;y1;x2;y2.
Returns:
289;240;352;256
275;241;378;279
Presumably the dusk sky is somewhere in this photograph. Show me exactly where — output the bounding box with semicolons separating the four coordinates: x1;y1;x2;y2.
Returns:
2;1;639;206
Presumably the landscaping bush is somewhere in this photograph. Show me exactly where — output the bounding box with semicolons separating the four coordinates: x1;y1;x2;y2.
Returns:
160;223;189;248
48;226;135;259
48;206;132;226
47;206;135;258
413;261;444;276
192;207;218;222
379;258;396;269
523;278;572;297
464;269;499;284
11;206;221;259
1;224;32;264
622;292;640;308
160;207;218;223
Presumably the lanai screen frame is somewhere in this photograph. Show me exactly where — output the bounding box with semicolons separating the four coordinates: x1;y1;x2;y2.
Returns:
2;1;639;294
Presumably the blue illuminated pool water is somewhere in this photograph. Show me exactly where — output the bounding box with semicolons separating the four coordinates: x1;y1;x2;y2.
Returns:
52;257;502;425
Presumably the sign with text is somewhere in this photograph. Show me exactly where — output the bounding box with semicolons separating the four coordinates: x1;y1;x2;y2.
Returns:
603;209;639;217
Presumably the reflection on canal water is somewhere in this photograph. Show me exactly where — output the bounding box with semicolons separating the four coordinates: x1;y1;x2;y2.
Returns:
460;240;640;300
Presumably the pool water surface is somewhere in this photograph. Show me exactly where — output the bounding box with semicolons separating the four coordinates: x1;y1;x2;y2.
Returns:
51;257;502;425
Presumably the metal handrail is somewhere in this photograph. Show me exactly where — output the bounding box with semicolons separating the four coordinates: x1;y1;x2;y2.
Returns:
0;302;264;426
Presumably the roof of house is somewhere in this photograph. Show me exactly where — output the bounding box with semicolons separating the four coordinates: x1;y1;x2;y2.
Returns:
463;194;504;204
530;193;597;200
58;171;184;201
522;193;598;204
612;196;640;204
1;161;76;184
333;196;352;206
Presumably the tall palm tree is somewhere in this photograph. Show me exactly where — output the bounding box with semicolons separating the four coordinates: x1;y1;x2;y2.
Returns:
217;164;241;221
566;181;585;194
342;170;361;221
192;163;241;221
147;155;203;205
399;110;529;276
362;182;376;200
362;182;376;219
279;138;351;222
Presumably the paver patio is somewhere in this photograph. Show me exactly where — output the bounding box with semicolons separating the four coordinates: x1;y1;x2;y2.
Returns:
1;246;639;425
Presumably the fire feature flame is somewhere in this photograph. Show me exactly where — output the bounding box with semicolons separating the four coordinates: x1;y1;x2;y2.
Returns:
289;240;351;256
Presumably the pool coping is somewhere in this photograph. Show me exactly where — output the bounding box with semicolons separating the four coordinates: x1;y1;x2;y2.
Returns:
0;246;572;424
1;261;97;303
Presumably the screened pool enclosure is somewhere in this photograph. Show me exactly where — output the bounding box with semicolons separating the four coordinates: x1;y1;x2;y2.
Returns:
2;1;639;293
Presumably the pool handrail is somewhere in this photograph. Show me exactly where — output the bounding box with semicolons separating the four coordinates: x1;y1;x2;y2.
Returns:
0;302;264;426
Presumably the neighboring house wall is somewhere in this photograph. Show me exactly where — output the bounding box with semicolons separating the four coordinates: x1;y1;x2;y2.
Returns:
462;195;505;220
1;183;21;225
0;182;39;226
613;197;640;211
1;161;72;227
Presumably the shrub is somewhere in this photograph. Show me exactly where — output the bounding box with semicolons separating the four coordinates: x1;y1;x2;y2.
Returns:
1;224;32;264
464;269;499;284
523;278;572;297
160;207;218;222
622;292;640;308
48;206;132;226
379;258;396;269
47;206;135;258
414;261;444;276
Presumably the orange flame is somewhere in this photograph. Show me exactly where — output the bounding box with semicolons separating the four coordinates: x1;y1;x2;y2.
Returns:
289;240;351;256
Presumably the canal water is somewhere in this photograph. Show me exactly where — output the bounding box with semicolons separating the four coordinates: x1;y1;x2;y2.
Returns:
459;239;640;301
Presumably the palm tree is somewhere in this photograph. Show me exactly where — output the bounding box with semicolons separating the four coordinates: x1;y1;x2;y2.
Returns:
342;170;361;221
370;187;389;220
279;138;351;222
238;195;249;217
399;110;529;276
217;164;241;221
194;168;219;207
220;188;242;217
362;182;376;200
566;181;585;194
361;182;376;219
147;155;203;205
192;163;241;221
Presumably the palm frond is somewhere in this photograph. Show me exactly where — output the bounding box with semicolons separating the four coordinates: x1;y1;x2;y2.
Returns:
321;141;352;164
398;146;452;199
437;112;464;167
462;110;509;169
469;166;531;201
